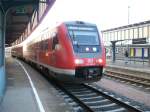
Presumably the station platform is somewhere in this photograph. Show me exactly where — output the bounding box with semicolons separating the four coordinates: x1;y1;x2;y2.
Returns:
0;57;73;112
106;59;150;74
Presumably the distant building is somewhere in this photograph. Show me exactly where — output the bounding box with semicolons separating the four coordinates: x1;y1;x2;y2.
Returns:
101;20;150;60
101;20;150;46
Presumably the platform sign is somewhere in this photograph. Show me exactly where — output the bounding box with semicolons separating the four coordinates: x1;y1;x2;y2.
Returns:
135;48;142;57
132;38;146;44
144;48;148;58
130;48;134;57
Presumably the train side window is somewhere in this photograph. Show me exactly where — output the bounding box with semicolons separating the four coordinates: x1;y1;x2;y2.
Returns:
42;40;48;50
52;34;58;50
40;41;43;50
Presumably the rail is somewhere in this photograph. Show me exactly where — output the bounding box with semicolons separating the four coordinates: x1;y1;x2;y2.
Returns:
54;82;144;112
104;70;150;91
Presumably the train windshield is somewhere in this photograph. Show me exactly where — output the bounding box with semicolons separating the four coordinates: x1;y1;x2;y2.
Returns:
67;26;100;45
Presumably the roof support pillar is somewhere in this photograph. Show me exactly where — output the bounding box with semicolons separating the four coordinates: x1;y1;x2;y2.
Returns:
111;41;117;63
149;46;150;66
36;3;40;23
0;7;6;103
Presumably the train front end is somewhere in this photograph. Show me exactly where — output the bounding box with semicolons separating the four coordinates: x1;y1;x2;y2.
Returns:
66;21;106;83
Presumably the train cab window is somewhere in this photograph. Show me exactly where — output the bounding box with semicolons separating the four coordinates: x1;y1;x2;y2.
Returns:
52;34;59;50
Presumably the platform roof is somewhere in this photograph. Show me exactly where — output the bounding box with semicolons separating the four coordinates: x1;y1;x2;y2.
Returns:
1;0;55;46
102;20;150;32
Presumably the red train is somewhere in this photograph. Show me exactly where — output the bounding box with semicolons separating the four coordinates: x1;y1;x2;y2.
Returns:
11;21;106;83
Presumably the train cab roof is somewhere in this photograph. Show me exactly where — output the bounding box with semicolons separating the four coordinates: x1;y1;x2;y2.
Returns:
64;21;97;27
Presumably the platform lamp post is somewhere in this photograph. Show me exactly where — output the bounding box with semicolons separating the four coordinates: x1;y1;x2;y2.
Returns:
128;6;130;24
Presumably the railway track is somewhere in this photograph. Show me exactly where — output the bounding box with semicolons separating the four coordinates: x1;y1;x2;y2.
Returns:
55;82;146;112
23;59;149;112
104;69;150;91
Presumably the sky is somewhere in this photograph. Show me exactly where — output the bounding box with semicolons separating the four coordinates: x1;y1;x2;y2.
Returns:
39;0;150;31
19;0;150;46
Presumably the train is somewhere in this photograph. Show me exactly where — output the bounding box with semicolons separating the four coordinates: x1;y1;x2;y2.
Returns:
11;21;106;83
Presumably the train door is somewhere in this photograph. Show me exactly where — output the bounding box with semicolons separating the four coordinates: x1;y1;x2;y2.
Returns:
51;33;59;66
36;42;40;62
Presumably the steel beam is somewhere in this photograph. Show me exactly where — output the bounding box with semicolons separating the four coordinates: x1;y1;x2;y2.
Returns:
7;24;26;28
1;1;39;11
6;28;25;32
6;32;23;34
11;12;32;17
11;21;28;25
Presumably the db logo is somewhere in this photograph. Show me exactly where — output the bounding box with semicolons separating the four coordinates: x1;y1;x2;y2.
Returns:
87;59;93;64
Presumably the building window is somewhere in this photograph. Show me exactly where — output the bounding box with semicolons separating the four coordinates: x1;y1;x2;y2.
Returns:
125;29;129;39
122;30;125;40
115;31;117;40
129;28;133;39
107;32;110;42
118;31;121;40
110;32;113;41
104;33;107;42
112;32;115;41
139;27;143;38
143;26;148;38
134;28;138;39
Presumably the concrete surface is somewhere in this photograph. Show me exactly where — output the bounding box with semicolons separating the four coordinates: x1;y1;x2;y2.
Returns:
106;59;150;73
0;66;5;104
97;78;150;107
0;57;73;112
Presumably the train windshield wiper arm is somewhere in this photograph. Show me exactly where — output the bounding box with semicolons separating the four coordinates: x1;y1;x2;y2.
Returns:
71;30;79;48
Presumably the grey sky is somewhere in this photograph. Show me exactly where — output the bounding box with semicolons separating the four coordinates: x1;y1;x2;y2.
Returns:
20;0;150;45
39;0;150;30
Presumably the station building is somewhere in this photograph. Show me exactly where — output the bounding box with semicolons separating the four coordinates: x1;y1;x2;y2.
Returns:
101;20;150;61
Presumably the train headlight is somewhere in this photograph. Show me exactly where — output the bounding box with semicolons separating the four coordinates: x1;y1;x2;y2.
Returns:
85;47;90;51
93;47;97;52
75;59;84;64
97;58;103;63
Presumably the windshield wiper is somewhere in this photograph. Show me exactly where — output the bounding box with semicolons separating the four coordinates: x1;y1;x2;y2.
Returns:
71;30;79;48
71;30;75;41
